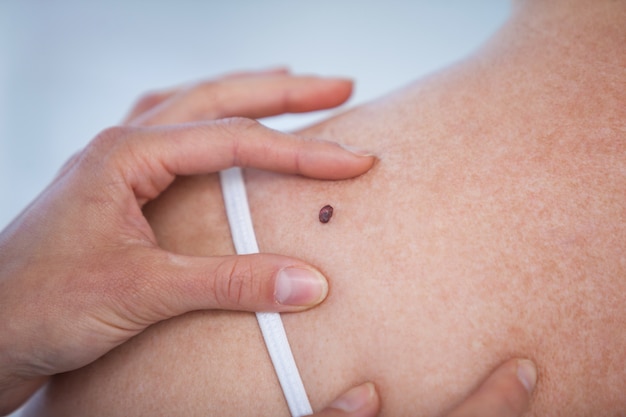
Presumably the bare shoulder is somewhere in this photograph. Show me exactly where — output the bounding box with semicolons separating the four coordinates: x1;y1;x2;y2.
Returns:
23;3;626;415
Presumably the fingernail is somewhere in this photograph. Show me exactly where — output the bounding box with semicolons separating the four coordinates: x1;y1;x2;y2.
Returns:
338;143;375;157
329;383;376;412
274;268;328;306
517;359;537;393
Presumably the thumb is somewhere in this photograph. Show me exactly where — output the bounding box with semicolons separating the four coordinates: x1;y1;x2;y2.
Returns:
309;383;380;417
445;358;537;417
122;251;330;322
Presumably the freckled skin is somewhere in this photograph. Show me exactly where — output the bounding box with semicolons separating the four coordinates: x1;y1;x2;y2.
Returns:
27;3;626;415
319;205;333;223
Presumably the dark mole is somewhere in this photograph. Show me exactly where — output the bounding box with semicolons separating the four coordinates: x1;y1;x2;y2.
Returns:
319;205;334;223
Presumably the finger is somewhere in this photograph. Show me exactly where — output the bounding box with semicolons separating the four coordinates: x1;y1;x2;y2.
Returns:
114;252;330;326
446;359;537;417
123;68;292;123
128;74;353;126
89;119;375;203
308;383;380;417
218;66;290;80
124;88;181;122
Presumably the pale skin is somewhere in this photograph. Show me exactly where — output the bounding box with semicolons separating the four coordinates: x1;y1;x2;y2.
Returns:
10;0;626;414
0;70;534;417
21;0;626;415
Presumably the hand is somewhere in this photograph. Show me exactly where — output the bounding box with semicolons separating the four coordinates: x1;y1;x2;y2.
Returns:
311;358;537;417
0;70;374;415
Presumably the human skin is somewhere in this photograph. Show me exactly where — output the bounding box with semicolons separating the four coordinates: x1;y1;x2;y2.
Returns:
0;69;532;417
23;0;626;416
0;72;379;415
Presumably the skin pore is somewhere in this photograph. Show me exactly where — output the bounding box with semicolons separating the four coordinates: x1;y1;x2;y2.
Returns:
23;1;625;416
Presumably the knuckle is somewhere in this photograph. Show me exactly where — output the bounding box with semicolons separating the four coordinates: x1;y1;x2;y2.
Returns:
87;126;133;157
72;125;145;186
74;127;125;173
212;117;264;166
218;116;260;131
94;125;132;144
89;125;140;160
134;91;162;111
214;257;257;308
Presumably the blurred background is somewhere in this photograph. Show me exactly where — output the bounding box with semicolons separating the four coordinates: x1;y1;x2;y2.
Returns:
0;0;511;232
2;1;510;415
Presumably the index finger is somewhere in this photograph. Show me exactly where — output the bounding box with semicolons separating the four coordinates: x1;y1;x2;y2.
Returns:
86;118;375;202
